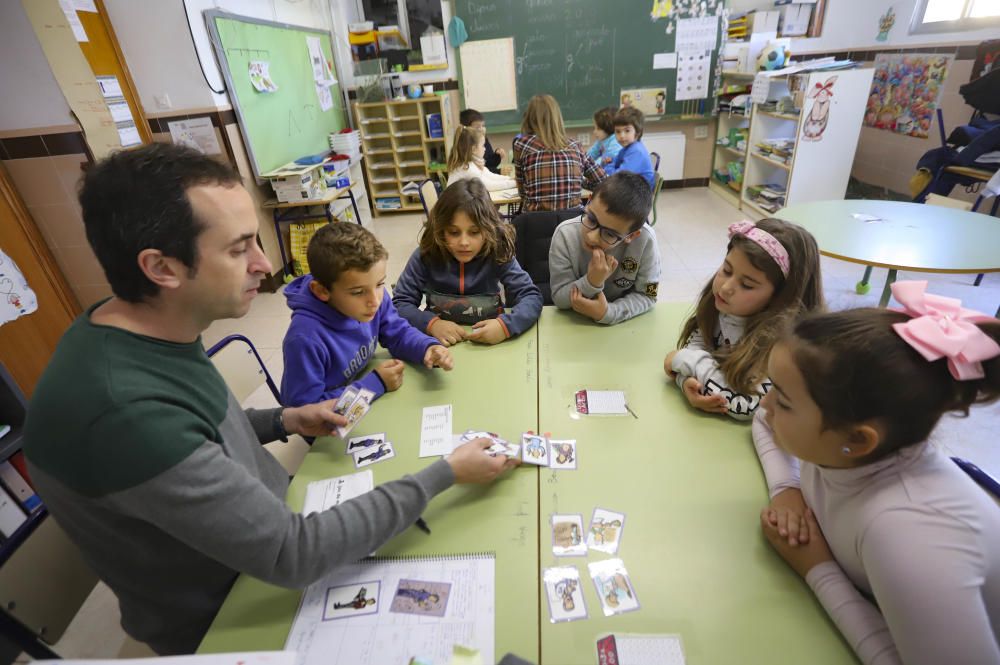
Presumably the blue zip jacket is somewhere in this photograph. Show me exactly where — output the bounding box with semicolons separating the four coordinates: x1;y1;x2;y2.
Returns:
281;274;438;407
603;141;655;189
587;135;622;166
392;249;543;338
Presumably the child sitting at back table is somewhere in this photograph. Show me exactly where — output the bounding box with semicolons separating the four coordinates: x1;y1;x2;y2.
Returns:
548;171;660;325
587;106;622;167
460;108;504;174
281;224;453;407
393;179;543;346
447;125;517;192
664;219;823;420
753;282;1000;665
603;107;655;189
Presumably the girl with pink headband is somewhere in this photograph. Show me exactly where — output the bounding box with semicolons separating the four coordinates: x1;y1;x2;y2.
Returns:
753;281;1000;664
664;218;824;420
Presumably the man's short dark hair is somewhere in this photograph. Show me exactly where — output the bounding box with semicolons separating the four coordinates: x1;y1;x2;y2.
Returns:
613;107;645;140
460;108;484;126
593;172;652;231
307;223;388;289
79;143;242;303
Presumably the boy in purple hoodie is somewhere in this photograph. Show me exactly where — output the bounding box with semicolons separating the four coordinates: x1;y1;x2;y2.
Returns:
281;223;453;407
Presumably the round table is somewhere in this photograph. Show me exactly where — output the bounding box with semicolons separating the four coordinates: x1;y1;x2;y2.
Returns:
776;200;1000;307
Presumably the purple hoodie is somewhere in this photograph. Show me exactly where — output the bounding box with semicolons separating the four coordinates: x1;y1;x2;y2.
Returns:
281;274;438;407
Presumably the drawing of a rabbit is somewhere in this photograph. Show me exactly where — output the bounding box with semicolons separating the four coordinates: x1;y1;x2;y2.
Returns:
802;75;837;142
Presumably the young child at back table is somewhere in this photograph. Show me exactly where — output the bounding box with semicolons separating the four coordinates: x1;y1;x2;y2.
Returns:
460;108;504;174
392;179;543;346
281;223;453;407
602;107;655;189
753;281;1000;665
664;218;823;420
587;106;622;167
548;171;660;325
447;125;516;191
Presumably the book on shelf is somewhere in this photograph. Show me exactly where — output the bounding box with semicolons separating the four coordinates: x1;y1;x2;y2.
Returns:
0;461;42;514
0;483;27;538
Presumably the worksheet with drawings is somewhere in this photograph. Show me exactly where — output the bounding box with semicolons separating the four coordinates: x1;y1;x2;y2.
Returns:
285;553;495;665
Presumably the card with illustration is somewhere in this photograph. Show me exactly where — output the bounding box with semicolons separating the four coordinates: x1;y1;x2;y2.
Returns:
549;439;578;470
345;432;385;455
588;559;640;617
353;441;395;468
521;432;549;466
543;566;588;623
321;581;381;620
587;508;626;554
551;514;587;557
333;387;360;417
486;441;520;458
336;388;375;438
389;578;451;617
460;429;507;445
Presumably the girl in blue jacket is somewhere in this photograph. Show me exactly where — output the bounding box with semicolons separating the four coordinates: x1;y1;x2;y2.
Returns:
392;179;543;346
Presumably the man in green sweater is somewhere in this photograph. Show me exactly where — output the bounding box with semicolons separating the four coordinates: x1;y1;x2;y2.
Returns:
22;144;518;655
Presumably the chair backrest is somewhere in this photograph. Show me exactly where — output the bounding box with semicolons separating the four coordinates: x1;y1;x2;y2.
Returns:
925;193;973;211
650;173;664;226
649;150;661;174
952;457;1000;499
207;334;280;405
513;208;584;305
419;179;439;218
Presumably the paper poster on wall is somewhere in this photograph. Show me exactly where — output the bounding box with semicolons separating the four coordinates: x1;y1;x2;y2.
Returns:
167;117;222;155
117;121;142;148
106;99;132;124
249;61;279;93
620;88;667;116
876;7;896;42
315;83;334;112
653;52;677;70
675;50;711;101
96;75;123;99
460;38;517;113
676;16;718;52
306;36;335;85
651;0;672;19
71;0;97;11
58;0;88;42
864;54;951;139
801;75;837;142
0;249;39;327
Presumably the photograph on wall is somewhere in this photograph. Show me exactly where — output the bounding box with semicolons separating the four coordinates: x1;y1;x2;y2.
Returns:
864;54;951;139
619;87;668;116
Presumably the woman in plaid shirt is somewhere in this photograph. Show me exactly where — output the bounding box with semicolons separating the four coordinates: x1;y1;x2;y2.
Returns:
513;95;607;211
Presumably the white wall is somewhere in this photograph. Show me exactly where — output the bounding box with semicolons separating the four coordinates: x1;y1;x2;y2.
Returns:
104;0;335;114
729;0;998;52
0;1;75;132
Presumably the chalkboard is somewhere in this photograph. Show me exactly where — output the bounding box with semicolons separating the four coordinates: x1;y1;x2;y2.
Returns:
454;0;725;129
206;11;347;178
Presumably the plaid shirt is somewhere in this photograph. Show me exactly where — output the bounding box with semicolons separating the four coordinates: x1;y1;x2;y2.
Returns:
513;134;606;211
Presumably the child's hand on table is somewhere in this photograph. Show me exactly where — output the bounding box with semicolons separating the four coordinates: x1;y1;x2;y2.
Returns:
761;507;834;579
468;319;507;345
424;344;454;371
663;350;678;378
681;377;728;414
570;286;608;322
764;488;810;546
429;319;467;346
374;359;405;392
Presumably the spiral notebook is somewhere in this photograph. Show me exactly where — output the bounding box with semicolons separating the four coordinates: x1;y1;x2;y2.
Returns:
285;552;495;665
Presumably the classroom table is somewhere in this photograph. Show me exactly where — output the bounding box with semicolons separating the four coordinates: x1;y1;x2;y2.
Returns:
198;330;540;660
777;199;1000;307
536;306;855;664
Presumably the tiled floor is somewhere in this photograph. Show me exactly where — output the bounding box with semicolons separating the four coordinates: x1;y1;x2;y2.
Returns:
25;187;1000;660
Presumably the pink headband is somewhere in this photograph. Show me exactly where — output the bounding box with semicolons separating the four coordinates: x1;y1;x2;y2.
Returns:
891;280;1000;381
728;221;790;277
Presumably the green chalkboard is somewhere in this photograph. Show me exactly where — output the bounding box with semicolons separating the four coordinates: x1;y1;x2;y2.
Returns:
454;0;725;129
206;11;347;178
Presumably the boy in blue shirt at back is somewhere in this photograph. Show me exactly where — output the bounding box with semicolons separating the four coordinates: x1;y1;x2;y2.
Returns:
281;223;453;407
603;107;655;189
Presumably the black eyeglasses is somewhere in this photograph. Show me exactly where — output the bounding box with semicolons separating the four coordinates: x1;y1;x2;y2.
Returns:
581;208;630;247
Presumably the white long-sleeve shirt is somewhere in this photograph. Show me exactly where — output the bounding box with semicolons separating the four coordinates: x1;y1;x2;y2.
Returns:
671;313;770;420
447;161;516;192
752;410;1000;665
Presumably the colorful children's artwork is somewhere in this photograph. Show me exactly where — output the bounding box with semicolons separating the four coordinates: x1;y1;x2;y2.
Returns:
543;566;588;622
322;582;380;620
248;60;278;93
389;579;451;617
336;388;376;438
354;441;395;468
521;433;549;466
801;75;837;143
589;559;640;617
0;250;39;327
865;54;952;139
587;508;626;554
619;88;668;116
549;439;578;470
876;6;895;42
551;514;587;557
345;432;385;455
650;0;672;20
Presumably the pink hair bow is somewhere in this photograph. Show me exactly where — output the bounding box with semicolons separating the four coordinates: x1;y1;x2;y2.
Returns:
890;280;1000;381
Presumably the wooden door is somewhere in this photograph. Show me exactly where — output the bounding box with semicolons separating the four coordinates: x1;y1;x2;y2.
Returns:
0;165;80;397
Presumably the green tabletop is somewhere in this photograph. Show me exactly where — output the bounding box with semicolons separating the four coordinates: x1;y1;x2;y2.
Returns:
777;199;1000;273
199;331;540;660
537;306;854;664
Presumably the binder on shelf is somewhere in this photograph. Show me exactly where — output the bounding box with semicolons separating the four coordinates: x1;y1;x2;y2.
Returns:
0;461;42;513
0;483;27;538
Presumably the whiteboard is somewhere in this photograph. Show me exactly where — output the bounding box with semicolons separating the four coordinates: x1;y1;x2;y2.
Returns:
459;38;517;113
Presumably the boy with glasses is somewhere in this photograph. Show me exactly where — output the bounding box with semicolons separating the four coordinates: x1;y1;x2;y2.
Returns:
548;172;660;325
